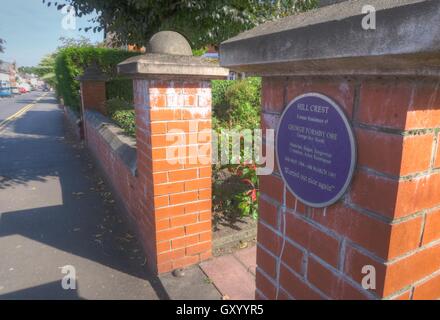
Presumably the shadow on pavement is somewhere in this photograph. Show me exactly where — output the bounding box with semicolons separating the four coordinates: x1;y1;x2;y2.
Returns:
0;281;83;300
0;101;171;300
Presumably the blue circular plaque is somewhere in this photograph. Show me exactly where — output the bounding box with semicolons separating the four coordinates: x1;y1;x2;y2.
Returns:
276;93;356;208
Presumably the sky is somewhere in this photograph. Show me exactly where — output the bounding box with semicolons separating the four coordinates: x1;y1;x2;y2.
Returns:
0;0;104;67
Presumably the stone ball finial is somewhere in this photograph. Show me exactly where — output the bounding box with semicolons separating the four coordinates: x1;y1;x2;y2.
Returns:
148;31;193;56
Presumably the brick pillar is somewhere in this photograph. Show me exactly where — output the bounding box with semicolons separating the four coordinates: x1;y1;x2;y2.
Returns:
257;77;440;300
80;81;107;115
78;62;108;115
220;0;440;300
77;63;109;140
118;31;228;274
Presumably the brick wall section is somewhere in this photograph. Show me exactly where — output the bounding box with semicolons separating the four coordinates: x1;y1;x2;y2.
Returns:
134;79;213;274
80;81;107;115
84;114;157;271
257;76;440;300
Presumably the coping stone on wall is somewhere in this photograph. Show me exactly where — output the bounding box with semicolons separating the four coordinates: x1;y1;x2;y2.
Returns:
118;53;229;80
84;110;137;176
220;0;440;77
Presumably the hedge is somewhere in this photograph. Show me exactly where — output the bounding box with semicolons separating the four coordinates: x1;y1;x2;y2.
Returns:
55;46;138;111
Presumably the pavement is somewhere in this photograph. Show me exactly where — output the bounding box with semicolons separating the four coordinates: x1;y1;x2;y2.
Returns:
0;92;221;300
200;245;257;300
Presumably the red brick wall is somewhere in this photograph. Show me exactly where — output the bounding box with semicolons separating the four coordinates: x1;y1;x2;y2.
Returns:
257;77;440;300
84;118;157;271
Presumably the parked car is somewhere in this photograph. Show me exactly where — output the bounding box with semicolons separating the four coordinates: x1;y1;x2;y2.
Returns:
0;80;12;97
18;83;31;93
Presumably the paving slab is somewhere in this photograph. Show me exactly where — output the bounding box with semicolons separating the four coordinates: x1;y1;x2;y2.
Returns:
200;251;256;300
233;246;257;276
159;266;221;300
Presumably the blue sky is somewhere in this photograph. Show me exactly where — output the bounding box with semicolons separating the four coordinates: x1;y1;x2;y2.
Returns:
0;0;103;67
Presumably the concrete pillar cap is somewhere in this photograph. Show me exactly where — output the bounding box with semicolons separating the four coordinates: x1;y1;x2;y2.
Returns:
117;30;229;80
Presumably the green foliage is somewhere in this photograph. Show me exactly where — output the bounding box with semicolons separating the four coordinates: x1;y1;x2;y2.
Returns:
106;98;136;136
45;0;318;49
57;36;93;49
111;110;136;137
213;164;259;220
54;46;138;111
192;47;208;57
34;54;57;88
18;66;38;74
105;97;132;114
211;77;262;220
106;78;133;102
234;164;259;219
212;80;235;110
213;77;261;131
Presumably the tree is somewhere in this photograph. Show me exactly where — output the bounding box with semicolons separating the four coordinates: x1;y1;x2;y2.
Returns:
57;36;93;49
34;54;57;88
18;66;39;75
0;38;5;53
0;38;5;63
19;54;57;87
43;0;318;49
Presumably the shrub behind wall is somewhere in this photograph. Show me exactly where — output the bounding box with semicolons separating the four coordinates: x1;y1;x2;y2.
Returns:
55;46;138;111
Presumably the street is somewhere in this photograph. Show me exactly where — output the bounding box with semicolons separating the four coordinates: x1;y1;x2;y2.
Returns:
0;92;41;123
0;93;164;299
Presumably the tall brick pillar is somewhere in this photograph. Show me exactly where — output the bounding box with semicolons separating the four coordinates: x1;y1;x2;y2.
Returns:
221;1;440;299
118;31;229;274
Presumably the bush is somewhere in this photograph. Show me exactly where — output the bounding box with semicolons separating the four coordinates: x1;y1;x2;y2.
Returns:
111;110;136;137
106;98;135;137
212;77;261;131
106;78;134;102
211;77;262;221
55;46;138;111
212;79;235;110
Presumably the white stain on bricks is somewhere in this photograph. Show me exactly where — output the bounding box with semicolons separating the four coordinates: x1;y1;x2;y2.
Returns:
166;94;185;108
185;107;211;118
262;113;280;131
197;94;211;108
338;82;350;97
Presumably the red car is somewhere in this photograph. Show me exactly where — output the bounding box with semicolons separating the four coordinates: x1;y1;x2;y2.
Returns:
19;87;27;93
